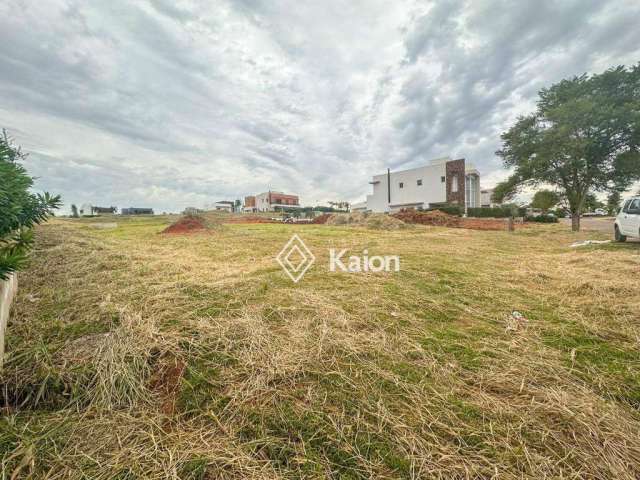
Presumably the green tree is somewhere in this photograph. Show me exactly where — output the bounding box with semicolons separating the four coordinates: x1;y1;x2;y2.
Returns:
531;190;559;213
606;191;622;215
0;130;61;280
494;65;640;231
582;193;605;213
70;204;79;218
329;201;350;212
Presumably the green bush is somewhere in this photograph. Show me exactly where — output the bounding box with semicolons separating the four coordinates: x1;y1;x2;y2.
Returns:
525;214;559;223
467;206;527;218
0;130;61;280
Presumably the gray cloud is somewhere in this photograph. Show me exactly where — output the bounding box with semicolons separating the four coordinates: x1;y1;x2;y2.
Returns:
0;0;639;213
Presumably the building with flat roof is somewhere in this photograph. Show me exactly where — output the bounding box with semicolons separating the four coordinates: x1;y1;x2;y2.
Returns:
121;207;154;215
213;201;235;212
480;188;500;208
250;191;301;212
243;195;257;212
355;157;481;213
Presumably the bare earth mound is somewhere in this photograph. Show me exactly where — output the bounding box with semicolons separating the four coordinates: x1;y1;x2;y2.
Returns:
162;216;207;234
311;213;332;224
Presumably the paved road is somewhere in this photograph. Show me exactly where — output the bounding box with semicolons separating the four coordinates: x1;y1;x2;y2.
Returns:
559;216;615;234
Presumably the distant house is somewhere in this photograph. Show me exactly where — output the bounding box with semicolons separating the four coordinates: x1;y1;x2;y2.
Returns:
481;189;500;208
121;207;154;215
254;191;301;212
243;195;257;213
213;201;235;212
183;207;203;215
93;206;117;214
352;157;480;213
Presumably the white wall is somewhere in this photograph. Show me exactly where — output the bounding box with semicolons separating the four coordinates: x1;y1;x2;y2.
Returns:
366;163;447;212
0;273;17;369
255;192;271;212
351;201;367;212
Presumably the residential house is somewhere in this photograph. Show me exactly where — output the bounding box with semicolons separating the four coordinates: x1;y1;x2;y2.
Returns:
121;207;154;215
213;201;235;212
253;191;301;212
243;195;257;213
355;157;481;213
480;189;500;208
93;206;117;214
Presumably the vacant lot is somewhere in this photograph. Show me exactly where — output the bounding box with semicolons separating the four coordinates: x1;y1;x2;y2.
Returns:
1;216;639;479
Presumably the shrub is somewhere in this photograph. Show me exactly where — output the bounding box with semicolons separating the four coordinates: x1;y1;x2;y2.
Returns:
467;206;527;218
525;214;559;223
0;130;61;280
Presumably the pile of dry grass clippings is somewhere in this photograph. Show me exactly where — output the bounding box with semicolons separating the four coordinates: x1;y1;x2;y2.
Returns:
392;209;462;227
325;212;409;230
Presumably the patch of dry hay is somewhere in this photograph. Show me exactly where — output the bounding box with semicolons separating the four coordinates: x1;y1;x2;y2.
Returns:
326;212;410;230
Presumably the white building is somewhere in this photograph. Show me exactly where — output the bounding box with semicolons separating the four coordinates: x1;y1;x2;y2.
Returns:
213;201;235;212
356;157;481;213
254;191;301;212
351;201;367;212
480;189;500;208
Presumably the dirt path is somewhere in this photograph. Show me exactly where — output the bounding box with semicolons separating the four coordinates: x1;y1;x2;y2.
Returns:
560;216;615;234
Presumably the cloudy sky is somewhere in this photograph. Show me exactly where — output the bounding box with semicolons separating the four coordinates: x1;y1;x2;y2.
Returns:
1;0;639;212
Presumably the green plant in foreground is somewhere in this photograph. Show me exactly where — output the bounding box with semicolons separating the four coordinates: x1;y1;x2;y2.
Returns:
0;129;61;280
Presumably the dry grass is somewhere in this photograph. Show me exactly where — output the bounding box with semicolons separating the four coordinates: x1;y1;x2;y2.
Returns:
1;217;639;479
326;212;410;230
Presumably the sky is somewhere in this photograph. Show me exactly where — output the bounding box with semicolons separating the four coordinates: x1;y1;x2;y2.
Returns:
1;0;639;213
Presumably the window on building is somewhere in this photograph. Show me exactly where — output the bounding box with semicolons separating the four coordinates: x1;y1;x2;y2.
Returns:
441;176;445;183
451;175;458;193
417;179;422;186
399;182;404;189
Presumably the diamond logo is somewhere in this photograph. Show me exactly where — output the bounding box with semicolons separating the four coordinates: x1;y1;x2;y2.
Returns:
276;234;315;283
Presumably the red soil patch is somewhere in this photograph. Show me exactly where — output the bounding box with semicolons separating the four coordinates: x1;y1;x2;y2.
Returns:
311;213;332;224
148;357;186;416
162;216;207;234
392;209;521;231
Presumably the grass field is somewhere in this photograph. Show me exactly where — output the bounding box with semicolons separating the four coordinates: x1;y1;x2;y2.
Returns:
1;216;639;479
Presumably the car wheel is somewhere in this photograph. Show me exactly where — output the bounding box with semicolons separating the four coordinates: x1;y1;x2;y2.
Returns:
614;225;626;242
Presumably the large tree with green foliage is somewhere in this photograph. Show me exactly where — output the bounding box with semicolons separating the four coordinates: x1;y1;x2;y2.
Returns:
531;190;559;213
0;130;61;280
494;65;640;231
582;193;605;213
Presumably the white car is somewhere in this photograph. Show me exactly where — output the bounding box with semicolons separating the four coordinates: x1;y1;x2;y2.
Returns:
614;197;640;242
